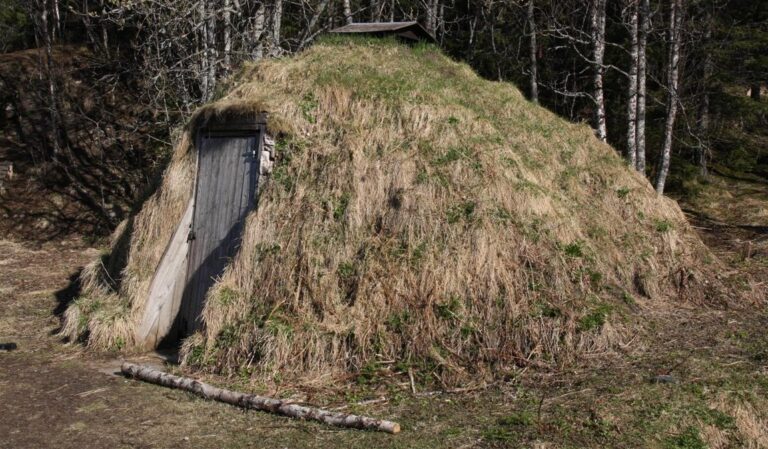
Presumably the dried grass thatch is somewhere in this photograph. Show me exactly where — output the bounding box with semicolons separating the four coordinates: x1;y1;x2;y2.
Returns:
63;37;725;386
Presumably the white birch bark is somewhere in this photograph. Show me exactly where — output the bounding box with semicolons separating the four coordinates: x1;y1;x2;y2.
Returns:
626;0;639;166
655;0;684;194
591;0;608;142
426;0;440;36
199;1;209;101
223;0;232;72
636;0;649;173
527;0;538;104
252;3;266;60
121;363;401;434
271;0;284;56
343;0;353;24
206;1;218;101
300;0;331;49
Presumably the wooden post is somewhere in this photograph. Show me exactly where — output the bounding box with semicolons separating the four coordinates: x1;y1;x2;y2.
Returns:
121;363;401;434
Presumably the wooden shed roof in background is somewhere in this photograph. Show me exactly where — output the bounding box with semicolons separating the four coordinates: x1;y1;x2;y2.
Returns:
329;21;436;44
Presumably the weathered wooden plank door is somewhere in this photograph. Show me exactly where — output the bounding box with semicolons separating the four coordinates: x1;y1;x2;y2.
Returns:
176;126;262;337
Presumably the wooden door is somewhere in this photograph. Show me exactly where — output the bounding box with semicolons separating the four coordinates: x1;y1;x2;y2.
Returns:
176;127;262;337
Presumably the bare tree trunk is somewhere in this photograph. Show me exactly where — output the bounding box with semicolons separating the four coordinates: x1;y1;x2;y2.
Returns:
390;0;395;22
698;87;710;176
371;0;382;21
223;0;232;72
528;0;539;104
52;0;61;40
591;0;608;142
751;83;762;101
271;0;283;56
697;21;713;177
36;0;61;159
206;2;218;100
626;0;639;166
636;0;649;173
655;0;684;194
199;1;209;101
343;0;353;24
99;0;109;58
300;0;331;48
253;3;266;60
426;0;439;36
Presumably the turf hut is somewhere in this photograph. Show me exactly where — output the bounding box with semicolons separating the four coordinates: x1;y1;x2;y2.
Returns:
64;38;721;386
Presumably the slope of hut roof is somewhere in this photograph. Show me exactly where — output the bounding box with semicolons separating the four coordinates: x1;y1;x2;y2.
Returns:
330;21;436;43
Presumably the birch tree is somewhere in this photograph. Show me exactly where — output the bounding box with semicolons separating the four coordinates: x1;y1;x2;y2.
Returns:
223;0;233;72
527;0;539;104
655;0;684;194
636;0;650;173
343;0;353;24
625;0;639;166
270;0;284;56
591;0;608;142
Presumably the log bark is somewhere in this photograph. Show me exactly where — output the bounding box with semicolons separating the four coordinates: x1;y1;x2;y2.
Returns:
121;362;401;434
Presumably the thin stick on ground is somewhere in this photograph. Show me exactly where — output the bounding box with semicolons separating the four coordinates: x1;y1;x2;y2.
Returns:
120;362;401;434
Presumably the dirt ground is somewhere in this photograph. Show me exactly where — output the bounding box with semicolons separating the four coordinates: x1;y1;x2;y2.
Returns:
1;180;767;448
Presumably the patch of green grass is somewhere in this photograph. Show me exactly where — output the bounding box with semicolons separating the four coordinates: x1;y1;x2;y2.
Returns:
355;361;382;385
187;344;206;366
654;219;674;233
498;411;535;427
386;310;410;333
492;206;513;223
435;295;462;320
112;336;125;351
446;201;476;224
621;290;637;306
433;146;470;166
253;243;281;262
300;92;318;124
577;303;613;332
333;193;350;221
534;302;562;318
703;409;737;430
663;427;706;449
482;411;535;443
337;261;356;279
215;324;240;349
562;241;585;258
264;316;293;337
218;287;237;305
617;187;631;199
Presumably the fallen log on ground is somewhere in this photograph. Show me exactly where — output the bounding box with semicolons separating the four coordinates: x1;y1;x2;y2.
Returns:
120;362;401;434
